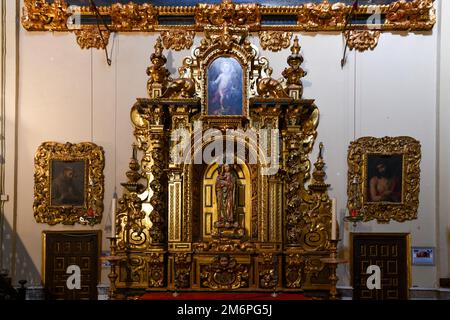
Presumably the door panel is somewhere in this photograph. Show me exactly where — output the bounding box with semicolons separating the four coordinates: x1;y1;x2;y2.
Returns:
352;233;409;300
43;231;100;300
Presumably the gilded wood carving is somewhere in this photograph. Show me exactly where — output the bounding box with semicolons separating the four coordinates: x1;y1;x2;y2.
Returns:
111;23;337;295
33;142;105;225
347;136;421;223
21;1;436;50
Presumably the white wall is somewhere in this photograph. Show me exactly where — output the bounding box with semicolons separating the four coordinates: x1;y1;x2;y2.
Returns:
1;0;446;291
438;0;450;281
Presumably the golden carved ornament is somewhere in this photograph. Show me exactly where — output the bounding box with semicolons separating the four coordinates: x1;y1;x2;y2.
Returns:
174;253;192;288
148;252;165;287
200;254;249;289
285;253;304;288
195;0;260;28
110;2;157;31
146;37;171;98
258;31;292;52
298;0;348;30
385;0;435;31
33;142;105;225
282;36;307;99
347;136;421;223
256;67;289;99
345;30;381;52
21;0;436;37
161;31;195;51
22;0;70;31
193;240;255;253
258;253;278;289
74;27;110;50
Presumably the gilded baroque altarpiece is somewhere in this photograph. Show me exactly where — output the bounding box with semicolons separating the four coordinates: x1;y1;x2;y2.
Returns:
105;22;341;295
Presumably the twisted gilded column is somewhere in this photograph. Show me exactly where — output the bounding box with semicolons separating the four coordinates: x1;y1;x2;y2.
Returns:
148;123;166;245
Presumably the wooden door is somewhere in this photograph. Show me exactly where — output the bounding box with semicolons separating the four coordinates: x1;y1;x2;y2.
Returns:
352;233;410;300
43;231;100;300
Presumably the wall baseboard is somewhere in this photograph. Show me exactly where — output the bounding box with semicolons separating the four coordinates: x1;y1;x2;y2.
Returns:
338;286;450;300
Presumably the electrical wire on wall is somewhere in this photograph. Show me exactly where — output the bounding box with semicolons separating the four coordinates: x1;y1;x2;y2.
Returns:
90;0;113;66
341;0;359;68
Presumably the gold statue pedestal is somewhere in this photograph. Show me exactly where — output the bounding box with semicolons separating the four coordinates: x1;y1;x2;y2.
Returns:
212;221;245;240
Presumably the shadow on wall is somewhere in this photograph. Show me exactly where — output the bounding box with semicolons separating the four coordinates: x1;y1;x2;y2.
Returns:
1;216;41;297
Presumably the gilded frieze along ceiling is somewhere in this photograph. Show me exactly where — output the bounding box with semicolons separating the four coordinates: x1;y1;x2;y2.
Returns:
21;0;435;51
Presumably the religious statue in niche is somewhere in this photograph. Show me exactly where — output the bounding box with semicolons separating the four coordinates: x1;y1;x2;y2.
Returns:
207;57;243;115
214;164;238;228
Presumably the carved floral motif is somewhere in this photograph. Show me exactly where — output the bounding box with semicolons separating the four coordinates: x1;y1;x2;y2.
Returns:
200;254;249;289
258;31;292;52
345;30;381;52
161;31;195;51
74;27;110;50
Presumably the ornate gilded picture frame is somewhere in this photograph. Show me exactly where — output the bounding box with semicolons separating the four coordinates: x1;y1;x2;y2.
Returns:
347;136;421;223
34;142;105;225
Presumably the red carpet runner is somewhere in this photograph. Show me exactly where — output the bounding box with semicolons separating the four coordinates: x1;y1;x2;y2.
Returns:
139;292;309;300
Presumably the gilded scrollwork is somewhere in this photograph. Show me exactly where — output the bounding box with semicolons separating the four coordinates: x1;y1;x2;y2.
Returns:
200;254;249;289
174;253;192;289
256;67;289;99
33;142;104;225
110;2;157;31
161;31;195;51
148;252;165;287
74;27;110;50
258;253;278;289
258;31;292;52
285;253;304;288
21;0;436;39
347;136;421;223
195;0;260;28
22;0;70;31
193;240;255;253
298;0;348;30
385;0;435;31
344;30;381;52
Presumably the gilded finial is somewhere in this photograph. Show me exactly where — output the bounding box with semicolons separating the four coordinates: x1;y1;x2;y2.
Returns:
309;142;330;193
121;142;143;193
132;143;137;160
291;36;300;55
154;36;163;56
319;142;324;159
282;35;306;99
147;36;170;98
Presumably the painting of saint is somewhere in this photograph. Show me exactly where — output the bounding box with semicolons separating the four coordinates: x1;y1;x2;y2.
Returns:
366;154;403;203
50;160;86;207
207;57;243;115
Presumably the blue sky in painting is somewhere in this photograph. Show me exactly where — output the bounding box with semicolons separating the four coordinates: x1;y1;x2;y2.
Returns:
64;1;411;6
